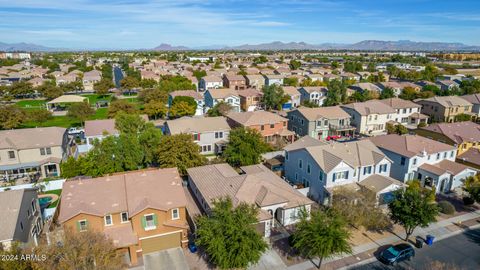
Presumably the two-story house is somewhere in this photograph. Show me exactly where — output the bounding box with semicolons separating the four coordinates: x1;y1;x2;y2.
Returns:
199;75;223;91
245;74;266;89
284;138;400;205
165;116;231;155
415;96;473;123
0;189;42;250
82;70;102;91
341;100;396;136
168;90;204;116
369;134;476;193
237;88;263;111
379;98;428;128
223;74;246;90
287;106;354;140
460;94;480;117
58;168;189;266
226;111;294;144
283;86;301;109
0;127;69;181
204;88;241;112
187;163;313;237
264;74;284;86
298;87;327;106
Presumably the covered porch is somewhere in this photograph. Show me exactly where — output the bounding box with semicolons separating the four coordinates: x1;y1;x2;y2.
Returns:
329;123;356;138
0;158;61;184
408;112;429;127
417;160;477;194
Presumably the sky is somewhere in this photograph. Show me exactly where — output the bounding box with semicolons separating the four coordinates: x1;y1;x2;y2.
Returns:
1;0;480;49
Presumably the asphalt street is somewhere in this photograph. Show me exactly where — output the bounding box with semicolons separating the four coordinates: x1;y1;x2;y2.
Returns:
348;228;480;270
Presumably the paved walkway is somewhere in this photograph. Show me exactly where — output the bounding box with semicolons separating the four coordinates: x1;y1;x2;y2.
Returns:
286;210;480;270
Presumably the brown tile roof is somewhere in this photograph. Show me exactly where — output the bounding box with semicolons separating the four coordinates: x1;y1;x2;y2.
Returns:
341;100;396;116
419;160;474;176
207;88;239;99
237;88;263;98
460;94;480;105
379;98;421;109
417;96;472;107
420;122;480;144
295;106;350;121
458;147;480;166
85;119;118;137
300;86;328;94
284;136;327;151
283;86;300;96
166;116;231;134
358;174;405;194
187;164;313;211
227;110;286;126
0;127;65;150
104;224;138;248
58;168;186;222
368;134;456;158
169;90;203;100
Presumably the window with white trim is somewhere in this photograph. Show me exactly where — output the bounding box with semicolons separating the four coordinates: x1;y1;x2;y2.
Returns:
172;208;180;220
104;214;113;226
145;214;155;229
79;220;87;232
121;212;129;223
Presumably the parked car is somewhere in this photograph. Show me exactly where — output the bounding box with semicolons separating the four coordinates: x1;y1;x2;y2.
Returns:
379;243;415;265
68;127;84;136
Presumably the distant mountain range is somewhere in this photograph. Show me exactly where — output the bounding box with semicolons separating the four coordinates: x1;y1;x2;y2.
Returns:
2;40;480;52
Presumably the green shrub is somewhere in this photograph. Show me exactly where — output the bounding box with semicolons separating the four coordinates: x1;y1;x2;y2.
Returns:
463;196;475;206
438;200;455;215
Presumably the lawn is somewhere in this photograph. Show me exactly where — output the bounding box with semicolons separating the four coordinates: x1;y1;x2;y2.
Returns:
44;189;62;208
16;99;47;109
82;94;113;104
21;108;110;128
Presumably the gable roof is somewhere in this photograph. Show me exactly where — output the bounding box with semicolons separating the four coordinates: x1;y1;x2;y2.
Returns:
416;96;472;107
358;174;405;194
420;122;480;144
284;135;327;151
0;127;65;150
460;94;480;105
169;90;203;100
303;140;389;173
294;106;350;121
187;163;312;211
58;168;186;223
166;116;231;134
379;98;421;109
368;134;456;158
207;88;239;99
341;100;396;115
419;159;474;176
227;110;286;126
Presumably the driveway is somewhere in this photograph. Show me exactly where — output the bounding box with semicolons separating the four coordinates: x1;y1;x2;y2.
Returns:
144;247;190;270
249;249;287;270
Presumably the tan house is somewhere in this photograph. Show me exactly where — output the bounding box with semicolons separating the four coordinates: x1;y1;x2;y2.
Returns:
415;96;474;123
226;111;295;144
223;74;246;90
237;88;263;111
0;127;69;181
58;168;189;266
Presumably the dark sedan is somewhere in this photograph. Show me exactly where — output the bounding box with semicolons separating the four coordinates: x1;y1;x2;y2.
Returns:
379;243;415;265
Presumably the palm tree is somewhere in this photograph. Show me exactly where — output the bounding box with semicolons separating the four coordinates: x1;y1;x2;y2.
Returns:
292;209;352;269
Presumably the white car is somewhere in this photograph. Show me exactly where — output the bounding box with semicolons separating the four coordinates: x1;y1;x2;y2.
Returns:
68;127;85;135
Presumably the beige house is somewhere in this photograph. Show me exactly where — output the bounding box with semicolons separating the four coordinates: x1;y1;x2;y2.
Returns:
415;96;474;123
0;127;70;181
341;100;396;135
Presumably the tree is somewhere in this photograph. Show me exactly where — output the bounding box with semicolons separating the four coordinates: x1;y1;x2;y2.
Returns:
388;183;439;241
138;87;169;104
32;229;124;270
324;79;347;106
460;79;480;95
0;105;27;129
9;81;34;97
144;100;167;119
223;127;271;167
193;69;207;80
156;134;206;175
398;87;418;100
169;101;196;118
283;77;299;87
293;209;352;269
37;83;63;100
61;156;85;178
261;84;289;110
463;175;480;203
207;101;233;117
67;101;94;124
455;113;472;122
114;112;146;134
140;79;158;89
386;123;408;135
379;87;396;99
120;76;140;89
0;242;32;270
26;109;52;124
301;100;320;108
196;197;268;270
93;78;114;96
138;123;163;165
107;99;138;118
289;59;302;70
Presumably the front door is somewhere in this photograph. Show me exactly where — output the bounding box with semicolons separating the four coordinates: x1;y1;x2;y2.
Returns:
439;179;446;193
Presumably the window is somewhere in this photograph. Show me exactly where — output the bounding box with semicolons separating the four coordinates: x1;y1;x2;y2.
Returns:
400;157;406;166
215;132;223;139
8;151;15;159
436;153;440;160
450;151;454;158
144;214;156;230
121;212;129;223
104;214;113;226
283;122;286;127
40;148;46;155
78;220;87;232
443;152;447;158
192;133;200;141
172;208;180;220
428;155;431;160
319;172;323;182
379;164;388;173
333;171;349;182
46;147;51;155
413;158;417;165
20;222;24;231
298;159;303;169
261;125;265;130
201;145;212;153
31;199;37;213
324;120;328;126
363;166;372;175
307;164;311;174
270;124;274;128
285;152;289;160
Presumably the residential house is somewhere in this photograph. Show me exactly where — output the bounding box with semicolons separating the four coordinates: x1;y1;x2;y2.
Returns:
238;88;263;111
55;74;77;86
223;74;246;90
305;74;324;82
379;98;428;128
415;96;473;123
187;163;313;237
415;122;480;156
349;83;383;95
204;88;241;112
368;134;476;193
168;90;205;116
140;70;160;82
82;70;102;91
283;86;301;109
298;87;328;106
341;100;396;135
460;94;480;117
165;116;231;155
436;80;460;91
226;111;294;144
284;138;400;205
0;127;69;181
264;74;284;86
0;189;42;250
245;74;266;89
199;75;223;91
287;106;354;140
58;168;189;266
27;77;46;87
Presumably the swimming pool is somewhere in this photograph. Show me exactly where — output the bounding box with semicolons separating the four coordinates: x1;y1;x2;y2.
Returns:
39;196;52;207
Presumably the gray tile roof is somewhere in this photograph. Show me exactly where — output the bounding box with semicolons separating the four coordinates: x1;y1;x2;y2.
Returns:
0;127;65;150
166;116;231;134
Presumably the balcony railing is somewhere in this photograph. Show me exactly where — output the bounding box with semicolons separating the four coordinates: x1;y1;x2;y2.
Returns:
329;124;356;131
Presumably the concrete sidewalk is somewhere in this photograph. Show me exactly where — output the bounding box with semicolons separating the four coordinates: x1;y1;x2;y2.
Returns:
286;210;480;270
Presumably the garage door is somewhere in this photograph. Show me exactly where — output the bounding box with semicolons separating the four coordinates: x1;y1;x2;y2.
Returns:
141;232;181;254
